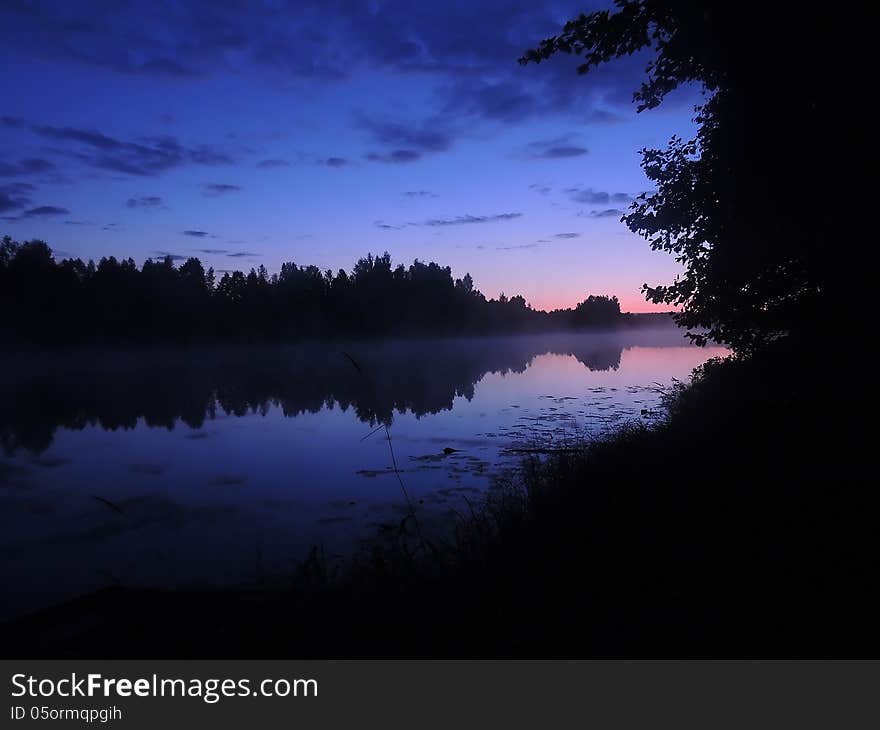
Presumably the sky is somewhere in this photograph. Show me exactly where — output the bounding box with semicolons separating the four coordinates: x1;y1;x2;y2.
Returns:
0;0;699;312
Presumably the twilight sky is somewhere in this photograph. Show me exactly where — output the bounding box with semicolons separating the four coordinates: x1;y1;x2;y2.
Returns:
0;0;699;312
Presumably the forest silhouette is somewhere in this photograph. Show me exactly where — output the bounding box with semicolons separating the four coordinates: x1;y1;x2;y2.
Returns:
0;237;638;343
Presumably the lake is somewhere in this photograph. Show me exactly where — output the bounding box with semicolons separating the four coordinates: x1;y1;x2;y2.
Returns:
0;329;727;620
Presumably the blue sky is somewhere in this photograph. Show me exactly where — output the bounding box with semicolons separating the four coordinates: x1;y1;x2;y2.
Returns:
0;0;698;311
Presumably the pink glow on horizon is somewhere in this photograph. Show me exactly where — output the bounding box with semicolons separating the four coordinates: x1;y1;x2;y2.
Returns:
527;292;678;315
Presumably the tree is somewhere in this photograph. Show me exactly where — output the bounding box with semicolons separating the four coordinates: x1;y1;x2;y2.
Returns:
0;236;631;342
522;2;870;352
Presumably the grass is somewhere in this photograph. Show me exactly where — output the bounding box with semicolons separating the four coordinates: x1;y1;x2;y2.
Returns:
3;336;876;657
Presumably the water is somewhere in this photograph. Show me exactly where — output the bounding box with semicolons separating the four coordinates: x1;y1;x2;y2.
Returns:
0;329;726;619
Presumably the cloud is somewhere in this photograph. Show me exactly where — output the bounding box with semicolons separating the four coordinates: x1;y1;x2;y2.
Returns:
357;112;453;152
566;187;609;205
153;251;187;261
193;248;229;255
423;213;522;226
497;243;540;250
567;187;634;205
374;221;406;230
525;136;589;159
0;2;693;135
0;158;55;177
8;118;235;176
257;159;290;168
402;190;436;198
588;209;624;218
126;195;164;208
365;150;422;164
537;145;588;159
0;2;698;185
183;230;210;237
23;205;70;217
0;182;34;213
358;111;454;162
227;251;259;258
451;79;541;123
553;232;580;239
203;183;241;195
529;184;552;195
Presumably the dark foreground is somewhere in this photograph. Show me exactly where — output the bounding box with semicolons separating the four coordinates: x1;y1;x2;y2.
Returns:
3;336;876;657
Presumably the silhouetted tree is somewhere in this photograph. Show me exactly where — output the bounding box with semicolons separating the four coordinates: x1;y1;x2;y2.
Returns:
522;2;869;352
0;238;646;344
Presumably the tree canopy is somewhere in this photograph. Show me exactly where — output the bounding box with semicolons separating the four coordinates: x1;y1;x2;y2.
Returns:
522;2;869;352
0;237;630;344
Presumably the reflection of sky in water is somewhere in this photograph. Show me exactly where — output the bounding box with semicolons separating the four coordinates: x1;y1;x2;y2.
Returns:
0;335;725;619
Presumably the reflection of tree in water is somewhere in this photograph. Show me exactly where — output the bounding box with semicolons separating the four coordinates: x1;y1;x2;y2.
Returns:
0;329;686;454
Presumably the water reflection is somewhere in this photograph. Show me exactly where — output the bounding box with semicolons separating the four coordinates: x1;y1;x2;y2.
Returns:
0;329;726;620
2;329;688;455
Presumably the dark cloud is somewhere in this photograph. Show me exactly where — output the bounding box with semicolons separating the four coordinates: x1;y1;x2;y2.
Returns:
424;213;522;227
9;119;235;176
257;158;290;168
374;221;407;230
567;187;634;205
535;145;588;159
403;190;436;198
358;111;454;162
0;3;553;84
451;79;540;123
23;205;70;217
567;187;609;205
524;136;588;159
357;112;453;153
0;2;695;181
0;158;55;177
203;183;241;195
126;195;164;208
588;209;624;218
227;251;259;258
183;230;210;237
585;109;626;124
188;147;234;165
0;2;693;135
193;248;229;255
365;150;422;164
0;182;34;213
529;184;552;195
153;251;187;261
31;123;119;149
553;232;580;239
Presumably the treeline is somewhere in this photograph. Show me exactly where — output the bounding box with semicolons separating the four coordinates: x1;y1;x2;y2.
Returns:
0;236;638;344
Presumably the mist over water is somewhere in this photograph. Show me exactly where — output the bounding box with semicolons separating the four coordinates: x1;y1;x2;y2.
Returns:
0;328;726;619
